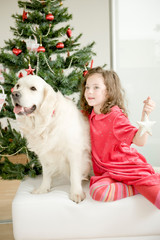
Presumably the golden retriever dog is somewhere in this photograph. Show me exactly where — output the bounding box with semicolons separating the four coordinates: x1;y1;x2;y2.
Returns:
11;75;91;203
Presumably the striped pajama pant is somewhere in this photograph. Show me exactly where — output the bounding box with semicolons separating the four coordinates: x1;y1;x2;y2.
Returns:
90;177;160;209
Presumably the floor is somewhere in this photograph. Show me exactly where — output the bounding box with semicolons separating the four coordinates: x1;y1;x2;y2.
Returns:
0;179;20;240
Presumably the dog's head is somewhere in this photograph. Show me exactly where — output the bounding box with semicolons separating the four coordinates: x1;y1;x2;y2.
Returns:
12;75;56;116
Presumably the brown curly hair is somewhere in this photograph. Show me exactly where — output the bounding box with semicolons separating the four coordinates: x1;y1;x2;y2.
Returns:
80;67;128;116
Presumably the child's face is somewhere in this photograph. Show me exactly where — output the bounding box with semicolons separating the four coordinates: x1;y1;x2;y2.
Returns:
84;73;107;114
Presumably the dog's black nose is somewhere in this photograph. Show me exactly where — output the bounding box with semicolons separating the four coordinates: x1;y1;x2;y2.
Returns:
12;91;21;99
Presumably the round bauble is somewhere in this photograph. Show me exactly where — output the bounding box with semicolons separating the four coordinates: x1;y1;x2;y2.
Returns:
46;13;54;21
37;46;46;52
56;42;64;49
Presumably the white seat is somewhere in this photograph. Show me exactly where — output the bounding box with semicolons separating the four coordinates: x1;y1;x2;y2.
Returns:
12;175;160;240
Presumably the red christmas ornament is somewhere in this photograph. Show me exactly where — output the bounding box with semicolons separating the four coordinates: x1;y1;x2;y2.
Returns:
22;10;28;21
12;48;22;56
56;42;64;49
83;70;88;77
25;64;35;75
83;59;93;77
37;46;46;52
11;88;14;93
46;13;54;21
66;28;72;38
18;72;24;78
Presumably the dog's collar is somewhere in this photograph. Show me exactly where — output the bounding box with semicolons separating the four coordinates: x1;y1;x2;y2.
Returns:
51;110;55;117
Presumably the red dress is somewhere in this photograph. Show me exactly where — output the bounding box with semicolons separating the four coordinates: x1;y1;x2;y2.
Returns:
89;106;160;186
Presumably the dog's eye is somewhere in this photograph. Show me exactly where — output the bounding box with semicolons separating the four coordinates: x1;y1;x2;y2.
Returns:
30;86;37;91
16;84;20;89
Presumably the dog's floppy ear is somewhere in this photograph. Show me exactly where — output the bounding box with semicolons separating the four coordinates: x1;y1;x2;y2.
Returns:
39;83;56;116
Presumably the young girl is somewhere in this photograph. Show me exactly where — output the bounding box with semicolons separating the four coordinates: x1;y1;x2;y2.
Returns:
80;66;160;209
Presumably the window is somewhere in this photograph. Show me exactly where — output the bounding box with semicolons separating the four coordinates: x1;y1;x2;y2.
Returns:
111;0;160;166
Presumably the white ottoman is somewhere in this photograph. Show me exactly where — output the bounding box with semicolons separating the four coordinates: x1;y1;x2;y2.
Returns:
12;175;160;240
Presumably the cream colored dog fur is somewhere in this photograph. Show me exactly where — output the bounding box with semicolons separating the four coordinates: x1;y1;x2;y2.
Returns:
12;75;91;203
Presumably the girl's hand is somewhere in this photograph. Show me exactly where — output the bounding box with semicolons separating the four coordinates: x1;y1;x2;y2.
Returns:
142;96;155;116
133;96;156;146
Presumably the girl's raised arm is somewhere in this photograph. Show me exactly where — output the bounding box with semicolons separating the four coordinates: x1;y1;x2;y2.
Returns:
132;96;156;146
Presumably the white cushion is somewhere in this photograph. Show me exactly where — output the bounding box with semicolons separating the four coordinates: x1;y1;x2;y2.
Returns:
12;176;160;240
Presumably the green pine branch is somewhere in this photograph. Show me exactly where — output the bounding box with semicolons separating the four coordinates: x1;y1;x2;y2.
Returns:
0;120;41;179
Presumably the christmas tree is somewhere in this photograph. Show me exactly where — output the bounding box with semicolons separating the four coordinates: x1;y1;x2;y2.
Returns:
0;0;95;179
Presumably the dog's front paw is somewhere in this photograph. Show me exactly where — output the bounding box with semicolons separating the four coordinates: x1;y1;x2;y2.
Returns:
70;191;86;203
32;187;50;194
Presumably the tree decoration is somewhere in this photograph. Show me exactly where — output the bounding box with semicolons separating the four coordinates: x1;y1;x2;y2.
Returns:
46;13;54;21
43;54;54;74
67;28;72;38
83;70;88;77
30;24;51;40
37;45;46;52
137;112;156;136
41;0;46;6
56;42;64;49
0;85;6;112
26;37;39;52
18;72;24;78
25;64;35;75
12;48;22;56
36;34;54;75
83;59;94;77
22;10;28;21
0;65;5;83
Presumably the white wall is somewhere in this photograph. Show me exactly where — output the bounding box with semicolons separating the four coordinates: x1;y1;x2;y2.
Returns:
64;0;110;67
0;1;21;47
0;0;110;68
